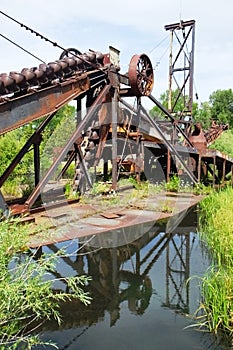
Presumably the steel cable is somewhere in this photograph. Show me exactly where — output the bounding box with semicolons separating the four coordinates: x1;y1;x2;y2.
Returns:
0;32;46;64
0;11;105;71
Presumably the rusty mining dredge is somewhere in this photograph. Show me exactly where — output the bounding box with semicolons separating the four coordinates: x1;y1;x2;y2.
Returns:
0;18;232;217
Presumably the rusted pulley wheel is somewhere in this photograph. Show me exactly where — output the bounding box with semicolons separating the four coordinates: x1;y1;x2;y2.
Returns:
128;54;154;97
59;48;82;60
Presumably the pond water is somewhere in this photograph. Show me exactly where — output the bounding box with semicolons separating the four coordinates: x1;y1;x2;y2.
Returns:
34;206;229;350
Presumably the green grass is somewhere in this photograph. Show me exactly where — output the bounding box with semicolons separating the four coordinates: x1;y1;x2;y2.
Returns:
199;186;233;266
197;186;233;339
198;267;233;335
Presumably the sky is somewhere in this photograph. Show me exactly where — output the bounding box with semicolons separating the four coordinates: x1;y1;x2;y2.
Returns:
0;0;233;108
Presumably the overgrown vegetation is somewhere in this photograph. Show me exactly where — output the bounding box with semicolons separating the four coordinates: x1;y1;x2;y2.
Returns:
0;218;91;349
197;187;233;338
70;176;210;215
162;175;212;195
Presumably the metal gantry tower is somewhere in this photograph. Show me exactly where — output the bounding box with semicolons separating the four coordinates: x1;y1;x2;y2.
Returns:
165;19;195;121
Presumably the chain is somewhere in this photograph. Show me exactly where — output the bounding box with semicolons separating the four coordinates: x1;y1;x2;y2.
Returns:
0;10;103;70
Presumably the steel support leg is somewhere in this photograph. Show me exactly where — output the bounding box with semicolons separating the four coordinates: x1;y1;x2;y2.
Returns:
111;88;118;191
25;83;111;210
0;113;56;188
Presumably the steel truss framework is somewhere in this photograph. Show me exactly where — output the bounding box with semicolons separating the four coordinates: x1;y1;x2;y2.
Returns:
0;20;232;216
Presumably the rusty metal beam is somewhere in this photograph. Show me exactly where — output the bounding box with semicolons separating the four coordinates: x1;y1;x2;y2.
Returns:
139;104;198;184
164;20;195;116
56;150;76;181
222;158;226;183
119;96;197;183
111;87;118;190
164;20;195;31
0;71;108;135
24;83;111;210
0;76;89;135
75;144;93;189
33;141;40;187
0;112;56;187
149;94;195;149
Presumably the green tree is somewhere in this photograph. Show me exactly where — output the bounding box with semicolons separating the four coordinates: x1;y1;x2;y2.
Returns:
150;89;198;120
40;105;76;176
194;101;212;130
40;104;76;151
150;88;233;131
0;105;76;196
209;89;233;127
0;129;34;196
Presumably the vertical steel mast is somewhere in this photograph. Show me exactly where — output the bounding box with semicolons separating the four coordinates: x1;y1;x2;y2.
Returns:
165;20;195;121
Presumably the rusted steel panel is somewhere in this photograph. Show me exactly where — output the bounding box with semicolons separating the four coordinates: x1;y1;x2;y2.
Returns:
188;123;207;152
101;212;120;219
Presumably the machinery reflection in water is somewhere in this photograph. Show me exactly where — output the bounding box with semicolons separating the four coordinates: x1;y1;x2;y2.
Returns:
34;207;198;334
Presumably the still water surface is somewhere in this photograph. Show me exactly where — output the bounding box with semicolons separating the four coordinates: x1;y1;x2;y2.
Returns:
35;207;227;350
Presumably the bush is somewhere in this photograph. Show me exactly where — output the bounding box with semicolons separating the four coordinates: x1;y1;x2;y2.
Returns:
0;218;91;349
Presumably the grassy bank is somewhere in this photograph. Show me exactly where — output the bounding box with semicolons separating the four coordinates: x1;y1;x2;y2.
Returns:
198;186;233;338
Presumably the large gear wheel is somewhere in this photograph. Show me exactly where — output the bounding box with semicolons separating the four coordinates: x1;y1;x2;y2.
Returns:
128;54;154;96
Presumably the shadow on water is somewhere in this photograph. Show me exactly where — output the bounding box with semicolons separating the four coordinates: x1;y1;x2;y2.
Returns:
33;206;230;350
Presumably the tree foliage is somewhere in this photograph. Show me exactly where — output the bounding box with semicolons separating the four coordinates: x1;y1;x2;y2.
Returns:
0;105;75;196
150;88;198;120
150;88;233;131
209;89;233;127
194;89;233;130
193;101;212;129
149;88;233;157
